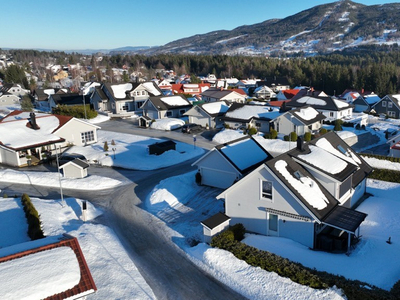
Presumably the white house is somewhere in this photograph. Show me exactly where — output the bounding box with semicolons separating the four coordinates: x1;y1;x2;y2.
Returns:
192;135;272;189
201;88;247;104
183;101;230;128
141;95;192;120
272;106;325;136
217;132;372;252
0;111;100;167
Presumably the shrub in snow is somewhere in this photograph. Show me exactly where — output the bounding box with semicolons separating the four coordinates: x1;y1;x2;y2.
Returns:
21;193;44;240
304;132;312;142
230;223;245;241
334;119;343;131
319;128;328;135
104;141;109;152
248;127;257;136
284;135;290;141
289;131;297;142
111;139;116;146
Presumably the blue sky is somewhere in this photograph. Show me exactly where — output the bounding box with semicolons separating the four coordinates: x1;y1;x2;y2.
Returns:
3;0;394;51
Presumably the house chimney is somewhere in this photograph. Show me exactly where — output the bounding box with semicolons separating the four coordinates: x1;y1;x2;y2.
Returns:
29;112;39;130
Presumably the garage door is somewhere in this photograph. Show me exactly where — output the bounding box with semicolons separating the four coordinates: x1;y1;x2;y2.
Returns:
201;168;237;189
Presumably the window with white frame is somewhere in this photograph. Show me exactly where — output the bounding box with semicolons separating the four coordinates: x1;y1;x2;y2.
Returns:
261;180;273;199
388;111;396;118
388;102;393;108
382;101;387;107
329;112;334;117
166;111;172;117
81;131;95;144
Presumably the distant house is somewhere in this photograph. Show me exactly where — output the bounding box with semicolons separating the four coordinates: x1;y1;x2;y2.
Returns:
59;158;89;178
217;132;372;252
223;103;282;132
0;83;29;97
91;81;163;115
201;87;247;104
0;90;20;107
371;94;400;119
192;135;272;189
0;111;100;167
253;85;276;100
286;95;353;121
257;77;290;92
272;106;326;136
276;89;300;101
49;92;91;112
184;101;230;128
0;234;97;299
141;95;192;120
171;83;211;96
32;88;68;111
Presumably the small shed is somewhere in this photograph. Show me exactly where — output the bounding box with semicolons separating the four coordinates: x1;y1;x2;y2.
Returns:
148;140;176;155
139;115;152;128
201;212;231;244
59;158;89;178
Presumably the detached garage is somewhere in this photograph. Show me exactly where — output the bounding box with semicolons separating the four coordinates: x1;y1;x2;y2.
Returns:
192;136;272;189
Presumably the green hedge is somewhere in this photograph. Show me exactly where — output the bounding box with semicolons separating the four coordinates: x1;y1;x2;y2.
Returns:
361;154;400;183
211;225;398;299
53;104;98;119
21;193;45;240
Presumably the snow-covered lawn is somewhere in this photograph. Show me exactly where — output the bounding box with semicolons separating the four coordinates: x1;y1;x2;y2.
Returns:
67;130;204;170
0;169;128;190
0;196;156;299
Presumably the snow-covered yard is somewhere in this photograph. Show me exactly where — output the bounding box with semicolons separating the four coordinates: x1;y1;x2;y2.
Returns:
66;130;204;170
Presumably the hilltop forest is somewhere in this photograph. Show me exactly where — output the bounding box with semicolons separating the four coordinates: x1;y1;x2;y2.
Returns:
2;45;400;97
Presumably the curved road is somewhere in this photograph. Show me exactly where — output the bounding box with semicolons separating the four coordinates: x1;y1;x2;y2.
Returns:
0;123;247;300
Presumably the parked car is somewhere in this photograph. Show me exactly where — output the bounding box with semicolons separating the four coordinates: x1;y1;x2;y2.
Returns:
181;123;202;133
58;153;87;165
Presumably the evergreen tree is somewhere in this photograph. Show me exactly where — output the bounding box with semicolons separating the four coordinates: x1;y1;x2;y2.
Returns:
21;95;33;111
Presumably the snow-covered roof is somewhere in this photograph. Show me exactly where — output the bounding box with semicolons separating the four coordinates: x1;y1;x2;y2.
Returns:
315;137;361;166
333;99;350;108
142;82;162;96
0;246;80;299
293;106;319;121
0;112;67;150
111;83;132;99
160;96;189;106
296;97;327;106
220;137;269;171
225;105;281;120
275;160;330;210
202;102;229;115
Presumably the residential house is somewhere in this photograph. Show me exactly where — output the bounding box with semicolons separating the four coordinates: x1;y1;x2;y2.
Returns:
49;92;91;112
0;83;29;97
286;95;353;121
141;95;192;121
192;135;272;189
201;87;247;104
223;103;282;132
0;234;96;299
387;133;400;158
276;89;300;101
32;88;68;111
0;111;100;167
0;90;20;107
257;77;291;92
184;101;230;128
371;94;400;119
171;83;211;96
272;106;326;136
253;85;276;100
217;132;372;252
91;81;163;115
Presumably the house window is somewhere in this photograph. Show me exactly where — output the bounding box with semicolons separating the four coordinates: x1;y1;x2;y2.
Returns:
388;111;396;118
262;180;273;199
166;111;172;117
382;101;387;107
121;105;128;111
268;214;278;232
329;112;334;117
136;101;144;109
255;122;261;127
179;109;186;116
81;131;94;144
142;91;146;95
388;102;393;108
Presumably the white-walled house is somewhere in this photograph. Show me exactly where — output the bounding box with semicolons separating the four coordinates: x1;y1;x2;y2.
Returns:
286;96;353;121
192;136;272;189
201;88;247;104
141;95;192;120
0;111;99;167
272;106;325;136
183;101;230;128
217;132;372;252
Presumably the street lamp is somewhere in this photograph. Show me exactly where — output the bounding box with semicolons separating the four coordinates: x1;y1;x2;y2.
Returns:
55;145;65;207
80;89;87;120
112;147;116;159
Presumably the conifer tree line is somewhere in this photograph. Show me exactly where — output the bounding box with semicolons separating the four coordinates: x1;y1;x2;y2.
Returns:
1;46;400;97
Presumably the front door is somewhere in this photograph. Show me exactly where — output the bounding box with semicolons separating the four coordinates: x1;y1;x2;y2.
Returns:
268;213;279;236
